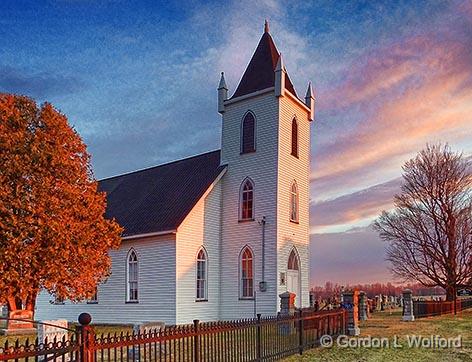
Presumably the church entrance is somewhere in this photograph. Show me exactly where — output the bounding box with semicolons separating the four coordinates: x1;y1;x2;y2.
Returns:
287;248;301;308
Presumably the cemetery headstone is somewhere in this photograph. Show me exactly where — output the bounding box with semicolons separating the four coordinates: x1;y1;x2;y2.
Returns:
342;290;360;336
402;289;415;321
358;291;368;321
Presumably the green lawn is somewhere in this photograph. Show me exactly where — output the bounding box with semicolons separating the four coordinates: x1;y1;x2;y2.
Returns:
283;309;472;362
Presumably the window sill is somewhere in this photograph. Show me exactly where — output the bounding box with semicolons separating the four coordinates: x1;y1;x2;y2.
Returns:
240;150;256;155
239;218;255;223
195;299;208;303
290;219;299;224
125;300;139;304
239;297;255;301
291;153;299;159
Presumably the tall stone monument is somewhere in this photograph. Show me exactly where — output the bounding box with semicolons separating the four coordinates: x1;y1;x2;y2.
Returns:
342;290;360;336
402;289;415;321
358;291;368;321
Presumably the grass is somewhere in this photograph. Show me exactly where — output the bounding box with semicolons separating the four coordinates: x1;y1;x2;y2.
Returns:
2;310;471;362
0;323;133;346
283;309;472;362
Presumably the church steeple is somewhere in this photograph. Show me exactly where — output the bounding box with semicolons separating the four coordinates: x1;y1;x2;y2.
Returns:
231;22;297;99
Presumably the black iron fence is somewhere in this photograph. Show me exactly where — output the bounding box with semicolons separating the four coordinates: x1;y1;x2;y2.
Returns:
0;308;347;362
412;297;472;318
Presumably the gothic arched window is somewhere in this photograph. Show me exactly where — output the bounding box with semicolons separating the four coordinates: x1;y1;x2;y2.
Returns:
290;180;299;222
127;249;138;302
196;247;208;301
241;112;256;154
288;249;299;270
240;246;254;298
291;118;298;158
240;178;254;220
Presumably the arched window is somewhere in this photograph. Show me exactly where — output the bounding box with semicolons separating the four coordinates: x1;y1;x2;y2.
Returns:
291;118;298;157
240;178;254;220
241;112;256;154
196;248;208;301
127;249;138;302
240;247;254;298
288;249;299;270
290;181;299;222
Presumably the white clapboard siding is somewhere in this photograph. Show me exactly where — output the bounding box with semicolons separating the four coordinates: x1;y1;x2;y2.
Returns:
276;95;311;308
175;175;223;324
219;90;279;319
36;235;177;325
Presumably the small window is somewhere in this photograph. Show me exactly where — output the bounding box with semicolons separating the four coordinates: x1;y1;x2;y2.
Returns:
241;112;256;154
240;247;254;298
52;295;65;305
127;249;138;302
240;178;254;220
290;181;299;222
196;248;208;301
291;118;298;158
87;287;98;304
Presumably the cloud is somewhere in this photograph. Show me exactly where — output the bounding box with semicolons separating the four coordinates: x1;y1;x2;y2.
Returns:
310;226;390;286
312;26;472;199
311;177;401;232
0;66;84;100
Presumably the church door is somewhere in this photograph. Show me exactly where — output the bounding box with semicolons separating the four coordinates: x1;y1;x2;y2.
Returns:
287;249;301;308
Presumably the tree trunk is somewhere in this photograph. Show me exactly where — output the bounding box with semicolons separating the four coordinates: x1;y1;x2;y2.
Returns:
446;285;455;302
6;296;22;311
25;293;36;313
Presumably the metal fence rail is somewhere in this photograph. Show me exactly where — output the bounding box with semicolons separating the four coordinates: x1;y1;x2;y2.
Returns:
0;308;347;362
413;297;472;318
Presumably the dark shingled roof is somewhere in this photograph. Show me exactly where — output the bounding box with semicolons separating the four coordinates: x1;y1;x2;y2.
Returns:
232;31;297;99
99;150;226;237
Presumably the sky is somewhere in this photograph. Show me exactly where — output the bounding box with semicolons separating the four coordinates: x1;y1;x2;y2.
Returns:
1;0;471;287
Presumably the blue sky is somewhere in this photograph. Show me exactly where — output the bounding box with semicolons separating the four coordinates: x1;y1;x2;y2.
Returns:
1;0;471;286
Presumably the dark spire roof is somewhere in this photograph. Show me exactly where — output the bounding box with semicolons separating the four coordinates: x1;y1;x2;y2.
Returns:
99;150;226;237
232;25;297;99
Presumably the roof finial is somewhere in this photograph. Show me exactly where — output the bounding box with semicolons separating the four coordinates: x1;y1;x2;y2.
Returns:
264;19;270;33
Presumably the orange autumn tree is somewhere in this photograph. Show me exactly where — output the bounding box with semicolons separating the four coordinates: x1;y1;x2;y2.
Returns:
0;94;122;316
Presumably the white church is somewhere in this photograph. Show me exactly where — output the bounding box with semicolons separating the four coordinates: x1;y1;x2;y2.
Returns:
36;22;315;325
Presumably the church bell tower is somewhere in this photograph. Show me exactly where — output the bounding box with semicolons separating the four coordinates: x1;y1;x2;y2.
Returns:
217;21;314;318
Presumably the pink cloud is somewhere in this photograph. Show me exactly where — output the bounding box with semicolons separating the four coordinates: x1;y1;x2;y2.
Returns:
312;30;472;198
310;227;391;286
311;177;401;229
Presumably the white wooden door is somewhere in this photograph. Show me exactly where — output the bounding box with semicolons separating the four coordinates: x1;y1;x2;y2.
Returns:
287;270;300;307
287;249;301;308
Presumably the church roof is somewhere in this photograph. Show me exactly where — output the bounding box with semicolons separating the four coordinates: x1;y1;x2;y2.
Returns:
99;150;226;237
232;28;297;99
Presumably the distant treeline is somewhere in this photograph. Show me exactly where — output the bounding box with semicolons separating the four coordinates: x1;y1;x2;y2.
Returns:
311;281;445;299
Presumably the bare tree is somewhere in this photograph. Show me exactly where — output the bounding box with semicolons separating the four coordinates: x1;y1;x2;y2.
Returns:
374;144;472;302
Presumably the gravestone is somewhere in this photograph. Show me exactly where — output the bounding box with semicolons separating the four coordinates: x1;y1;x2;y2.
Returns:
402;289;415;321
130;322;166;361
358;291;368;321
38;319;68;344
342;290;360;336
279;291;296;316
0;306;7;330
279;292;296;336
375;295;381;311
0;310;35;335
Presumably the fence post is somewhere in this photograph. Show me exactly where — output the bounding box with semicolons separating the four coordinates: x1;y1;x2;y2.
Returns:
256;313;261;361
193;319;200;362
297;310;304;355
77;313;95;362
